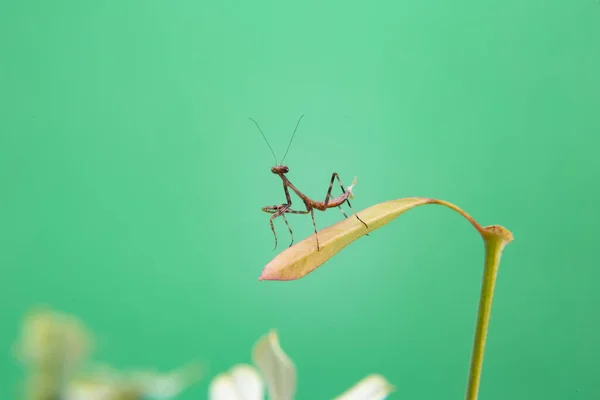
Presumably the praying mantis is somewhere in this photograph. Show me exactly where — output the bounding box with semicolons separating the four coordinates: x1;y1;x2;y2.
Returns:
250;115;368;251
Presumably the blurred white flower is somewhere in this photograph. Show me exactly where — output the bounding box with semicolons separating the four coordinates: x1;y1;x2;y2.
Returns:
128;364;203;399
63;364;202;400
15;307;92;375
15;308;392;400
63;381;119;400
209;330;394;400
209;364;264;400
15;307;201;400
334;375;395;400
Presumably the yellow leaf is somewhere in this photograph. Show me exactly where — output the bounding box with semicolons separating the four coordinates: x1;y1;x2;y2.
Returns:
259;197;487;281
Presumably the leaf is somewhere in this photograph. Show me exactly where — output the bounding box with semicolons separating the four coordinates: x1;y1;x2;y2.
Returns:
334;374;395;400
251;330;297;400
258;197;470;281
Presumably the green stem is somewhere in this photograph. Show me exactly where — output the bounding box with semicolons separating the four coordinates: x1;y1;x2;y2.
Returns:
465;226;513;400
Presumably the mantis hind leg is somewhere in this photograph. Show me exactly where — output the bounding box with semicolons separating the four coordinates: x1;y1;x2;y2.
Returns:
309;207;320;251
323;173;369;231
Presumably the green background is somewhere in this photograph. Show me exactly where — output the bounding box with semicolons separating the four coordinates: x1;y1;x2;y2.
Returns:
1;0;599;398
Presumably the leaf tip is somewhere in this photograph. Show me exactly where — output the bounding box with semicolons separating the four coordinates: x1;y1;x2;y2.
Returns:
258;271;276;281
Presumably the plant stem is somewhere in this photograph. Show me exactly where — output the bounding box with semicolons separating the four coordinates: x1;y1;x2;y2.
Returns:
465;226;513;400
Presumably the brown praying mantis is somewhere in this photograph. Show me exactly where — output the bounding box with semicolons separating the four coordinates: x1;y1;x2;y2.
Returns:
250;115;369;251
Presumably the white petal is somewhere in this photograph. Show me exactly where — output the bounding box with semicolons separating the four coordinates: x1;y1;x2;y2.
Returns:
230;364;264;400
251;330;296;400
209;374;243;400
334;374;395;400
209;365;264;400
140;375;184;399
63;382;117;400
131;364;202;399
